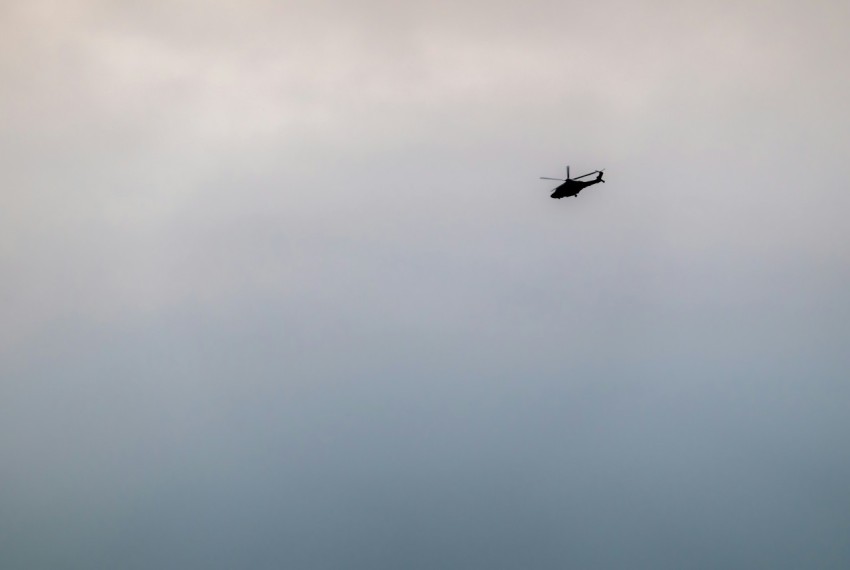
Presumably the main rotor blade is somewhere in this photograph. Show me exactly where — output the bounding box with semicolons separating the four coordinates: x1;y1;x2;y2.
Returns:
572;170;600;180
540;177;566;181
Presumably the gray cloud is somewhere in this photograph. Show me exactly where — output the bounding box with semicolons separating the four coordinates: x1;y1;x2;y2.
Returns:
2;1;849;568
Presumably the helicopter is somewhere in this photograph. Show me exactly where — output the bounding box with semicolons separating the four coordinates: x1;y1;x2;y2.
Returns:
540;166;605;199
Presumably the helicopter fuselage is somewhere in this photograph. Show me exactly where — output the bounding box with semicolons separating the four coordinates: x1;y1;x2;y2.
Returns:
550;178;603;199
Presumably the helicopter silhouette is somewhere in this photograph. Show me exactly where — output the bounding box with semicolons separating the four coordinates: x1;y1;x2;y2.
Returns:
541;166;605;199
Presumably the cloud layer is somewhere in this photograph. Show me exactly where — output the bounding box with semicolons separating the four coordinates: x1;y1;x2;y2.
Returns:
2;1;849;568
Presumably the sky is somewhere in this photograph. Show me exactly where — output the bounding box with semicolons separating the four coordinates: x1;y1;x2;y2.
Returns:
2;0;849;568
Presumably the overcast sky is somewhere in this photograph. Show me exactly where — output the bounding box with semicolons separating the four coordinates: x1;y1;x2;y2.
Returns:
2;1;849;568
